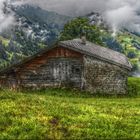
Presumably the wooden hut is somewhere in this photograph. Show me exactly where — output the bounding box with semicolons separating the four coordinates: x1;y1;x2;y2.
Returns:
0;39;132;93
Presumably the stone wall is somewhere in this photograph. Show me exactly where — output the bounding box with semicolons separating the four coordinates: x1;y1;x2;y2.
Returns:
83;56;129;94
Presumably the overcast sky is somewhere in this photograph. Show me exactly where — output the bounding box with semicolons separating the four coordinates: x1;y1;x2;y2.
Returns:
0;0;140;34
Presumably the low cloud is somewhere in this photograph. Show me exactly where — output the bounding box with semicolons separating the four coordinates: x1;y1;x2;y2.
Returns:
22;0;140;34
0;0;15;32
104;0;140;35
0;0;140;34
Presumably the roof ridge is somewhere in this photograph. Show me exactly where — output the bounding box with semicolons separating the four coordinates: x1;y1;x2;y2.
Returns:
60;39;132;70
62;38;126;58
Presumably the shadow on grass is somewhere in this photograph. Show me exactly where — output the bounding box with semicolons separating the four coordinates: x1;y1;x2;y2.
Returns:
22;88;95;98
19;87;139;99
0;87;139;99
0;77;139;99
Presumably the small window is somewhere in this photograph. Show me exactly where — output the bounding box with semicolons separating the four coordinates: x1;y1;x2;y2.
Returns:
75;68;81;74
71;65;81;76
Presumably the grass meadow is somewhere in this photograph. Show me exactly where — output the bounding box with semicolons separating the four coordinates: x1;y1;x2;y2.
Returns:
0;78;140;139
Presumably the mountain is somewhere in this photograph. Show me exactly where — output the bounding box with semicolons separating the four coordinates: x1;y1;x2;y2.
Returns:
0;6;140;74
13;5;71;44
0;5;71;69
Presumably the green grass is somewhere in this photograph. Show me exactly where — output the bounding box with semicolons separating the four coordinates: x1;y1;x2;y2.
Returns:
0;78;140;139
128;77;140;94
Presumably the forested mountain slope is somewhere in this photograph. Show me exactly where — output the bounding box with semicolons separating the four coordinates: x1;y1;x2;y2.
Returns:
0;5;70;68
0;8;140;74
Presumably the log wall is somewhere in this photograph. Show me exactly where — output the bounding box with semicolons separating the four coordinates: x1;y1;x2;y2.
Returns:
0;47;83;90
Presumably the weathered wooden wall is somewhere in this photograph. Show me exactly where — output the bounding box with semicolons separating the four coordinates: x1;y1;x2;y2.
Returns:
19;47;83;71
0;47;83;90
20;58;83;89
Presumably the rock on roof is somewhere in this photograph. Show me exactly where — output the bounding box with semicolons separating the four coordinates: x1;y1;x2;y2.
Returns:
59;39;132;70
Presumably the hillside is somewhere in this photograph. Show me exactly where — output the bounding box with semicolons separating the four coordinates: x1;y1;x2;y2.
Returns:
0;78;140;139
0;8;140;74
98;29;140;72
0;5;71;69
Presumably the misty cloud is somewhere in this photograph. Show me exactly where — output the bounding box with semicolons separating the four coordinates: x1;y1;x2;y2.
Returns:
25;0;105;16
25;0;140;34
0;0;140;34
0;0;27;32
104;0;140;35
0;0;14;32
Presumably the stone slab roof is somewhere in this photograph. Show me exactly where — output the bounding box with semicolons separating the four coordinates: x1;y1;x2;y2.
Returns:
59;39;132;70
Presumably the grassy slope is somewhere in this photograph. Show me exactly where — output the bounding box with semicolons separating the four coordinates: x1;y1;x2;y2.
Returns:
0;36;25;68
100;28;140;69
117;32;140;69
0;78;140;139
